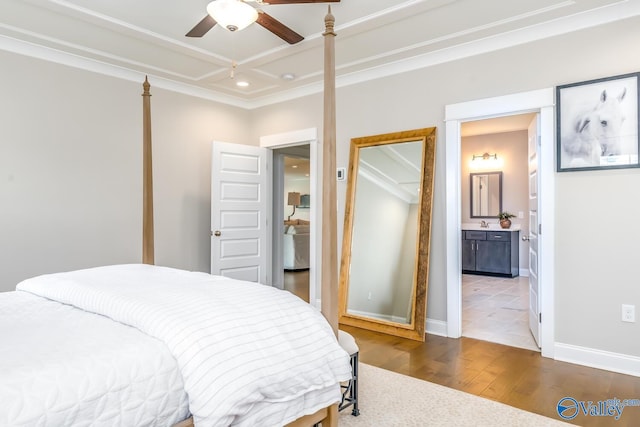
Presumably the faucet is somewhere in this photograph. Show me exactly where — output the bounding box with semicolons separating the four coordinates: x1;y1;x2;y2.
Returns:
480;220;489;228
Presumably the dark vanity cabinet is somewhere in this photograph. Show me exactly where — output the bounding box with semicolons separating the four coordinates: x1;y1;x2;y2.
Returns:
462;230;519;277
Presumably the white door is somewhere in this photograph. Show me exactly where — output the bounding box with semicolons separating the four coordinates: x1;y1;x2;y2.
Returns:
211;141;271;283
527;116;541;348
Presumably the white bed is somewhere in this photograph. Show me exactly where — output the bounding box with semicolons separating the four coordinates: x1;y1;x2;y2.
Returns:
1;264;351;426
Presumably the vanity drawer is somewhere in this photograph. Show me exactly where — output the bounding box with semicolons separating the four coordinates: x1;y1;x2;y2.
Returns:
487;232;509;241
464;231;486;240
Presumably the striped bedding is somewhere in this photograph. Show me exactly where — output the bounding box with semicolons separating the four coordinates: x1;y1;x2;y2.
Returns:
14;264;352;426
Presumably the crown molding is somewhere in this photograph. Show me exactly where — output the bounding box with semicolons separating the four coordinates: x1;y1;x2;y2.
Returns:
1;0;639;110
243;0;640;109
0;34;253;109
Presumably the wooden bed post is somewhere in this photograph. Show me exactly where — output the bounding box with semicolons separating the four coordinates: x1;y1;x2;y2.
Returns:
142;77;155;265
175;11;340;427
285;11;342;427
321;13;340;425
321;7;338;337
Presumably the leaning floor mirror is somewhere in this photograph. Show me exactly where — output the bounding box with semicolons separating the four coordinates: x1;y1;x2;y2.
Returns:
338;127;436;341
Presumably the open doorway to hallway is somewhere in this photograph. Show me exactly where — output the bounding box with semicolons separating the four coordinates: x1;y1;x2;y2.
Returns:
274;145;311;303
460;115;539;352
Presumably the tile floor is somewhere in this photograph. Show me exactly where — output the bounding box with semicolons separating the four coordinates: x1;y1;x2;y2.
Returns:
462;274;540;351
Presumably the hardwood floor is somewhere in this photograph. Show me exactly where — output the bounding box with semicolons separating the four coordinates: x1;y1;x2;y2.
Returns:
284;269;309;303
341;325;640;427
283;270;640;426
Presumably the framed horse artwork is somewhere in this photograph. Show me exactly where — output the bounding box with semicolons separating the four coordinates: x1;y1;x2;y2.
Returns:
556;72;640;172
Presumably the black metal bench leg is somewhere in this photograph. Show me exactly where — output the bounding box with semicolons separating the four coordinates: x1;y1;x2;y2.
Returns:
350;352;360;416
338;351;360;416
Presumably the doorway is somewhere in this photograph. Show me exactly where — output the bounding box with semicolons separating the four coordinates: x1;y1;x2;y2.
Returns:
259;128;322;308
275;147;311;302
445;88;556;359
460;116;538;351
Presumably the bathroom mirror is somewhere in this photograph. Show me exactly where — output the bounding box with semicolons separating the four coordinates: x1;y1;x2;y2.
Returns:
470;171;503;218
338;128;436;341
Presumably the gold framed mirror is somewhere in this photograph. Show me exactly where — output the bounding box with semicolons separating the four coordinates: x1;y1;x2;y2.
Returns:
338;127;436;341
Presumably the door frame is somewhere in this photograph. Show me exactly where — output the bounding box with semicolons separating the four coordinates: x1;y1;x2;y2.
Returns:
260;128;321;308
444;88;556;358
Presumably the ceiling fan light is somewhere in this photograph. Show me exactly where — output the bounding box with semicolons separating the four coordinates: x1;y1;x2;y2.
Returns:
207;0;258;32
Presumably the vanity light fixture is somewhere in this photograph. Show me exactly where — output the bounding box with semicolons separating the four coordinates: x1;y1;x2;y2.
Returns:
472;152;498;161
470;152;503;170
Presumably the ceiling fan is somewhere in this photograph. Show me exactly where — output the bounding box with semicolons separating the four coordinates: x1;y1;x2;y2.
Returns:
186;0;340;45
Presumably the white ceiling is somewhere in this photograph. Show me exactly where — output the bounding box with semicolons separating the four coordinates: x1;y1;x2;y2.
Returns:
462;113;537;137
2;0;638;109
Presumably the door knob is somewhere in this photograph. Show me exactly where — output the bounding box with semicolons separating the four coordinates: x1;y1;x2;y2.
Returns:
522;235;530;241
213;230;221;236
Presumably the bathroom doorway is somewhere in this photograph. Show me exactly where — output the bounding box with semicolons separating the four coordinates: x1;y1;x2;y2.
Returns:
445;88;556;359
460;116;538;351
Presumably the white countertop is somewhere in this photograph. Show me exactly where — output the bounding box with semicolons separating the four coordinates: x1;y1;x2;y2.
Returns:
461;222;521;231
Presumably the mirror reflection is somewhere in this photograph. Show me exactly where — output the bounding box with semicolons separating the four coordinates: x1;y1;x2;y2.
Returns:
339;128;436;341
470;171;502;218
347;141;422;325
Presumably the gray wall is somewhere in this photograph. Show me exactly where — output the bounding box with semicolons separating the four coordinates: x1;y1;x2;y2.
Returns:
2;16;640;360
0;50;250;289
250;17;640;357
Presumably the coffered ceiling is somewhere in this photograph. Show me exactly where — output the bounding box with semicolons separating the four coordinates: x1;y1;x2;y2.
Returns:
1;0;638;108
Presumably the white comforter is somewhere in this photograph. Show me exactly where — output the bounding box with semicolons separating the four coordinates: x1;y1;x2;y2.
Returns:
13;264;351;427
0;289;190;427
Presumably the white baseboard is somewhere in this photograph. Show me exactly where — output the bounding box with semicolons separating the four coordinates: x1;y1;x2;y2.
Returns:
555;342;640;377
519;268;530;277
423;321;640;377
426;318;448;337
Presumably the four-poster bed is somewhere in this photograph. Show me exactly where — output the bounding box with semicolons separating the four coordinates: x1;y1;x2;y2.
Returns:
0;8;344;427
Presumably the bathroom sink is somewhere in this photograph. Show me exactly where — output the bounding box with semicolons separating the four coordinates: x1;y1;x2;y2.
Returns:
461;222;521;231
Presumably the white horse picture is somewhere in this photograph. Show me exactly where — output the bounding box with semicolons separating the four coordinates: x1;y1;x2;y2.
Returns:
558;74;638;170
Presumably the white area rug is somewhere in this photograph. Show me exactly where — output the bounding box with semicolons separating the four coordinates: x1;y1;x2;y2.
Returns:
338;364;570;426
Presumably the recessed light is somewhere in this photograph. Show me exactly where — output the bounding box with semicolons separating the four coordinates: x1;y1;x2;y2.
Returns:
236;80;250;87
281;73;296;81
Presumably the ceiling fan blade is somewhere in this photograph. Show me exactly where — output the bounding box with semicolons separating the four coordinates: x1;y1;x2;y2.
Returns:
262;0;340;4
256;12;304;44
185;15;217;37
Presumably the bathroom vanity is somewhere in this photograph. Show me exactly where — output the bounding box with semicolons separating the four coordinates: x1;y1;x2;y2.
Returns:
461;226;519;277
